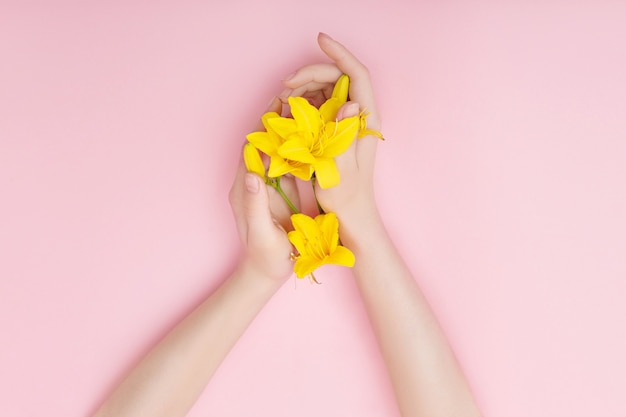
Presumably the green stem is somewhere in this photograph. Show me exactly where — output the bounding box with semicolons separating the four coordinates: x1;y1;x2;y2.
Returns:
272;177;299;214
311;176;325;215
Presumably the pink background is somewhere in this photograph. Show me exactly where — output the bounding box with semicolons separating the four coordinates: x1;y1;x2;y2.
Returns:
1;1;625;416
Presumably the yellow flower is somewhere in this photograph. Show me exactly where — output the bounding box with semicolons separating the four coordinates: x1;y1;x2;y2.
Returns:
246;112;314;181
269;96;360;188
243;143;265;178
246;74;382;188
287;212;355;280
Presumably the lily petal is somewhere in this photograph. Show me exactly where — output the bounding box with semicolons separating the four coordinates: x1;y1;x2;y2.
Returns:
293;256;322;279
268;156;295;178
316;212;339;254
325;246;355;268
267;117;298;140
278;138;316;164
322;116;359;158
319;97;342;124
261;111;281;129
246;131;279;157
313;157;341;189
331;74;350;103
261;111;286;144
243;143;265;178
288;162;314;181
290;213;320;243
287;230;307;255
289;97;321;137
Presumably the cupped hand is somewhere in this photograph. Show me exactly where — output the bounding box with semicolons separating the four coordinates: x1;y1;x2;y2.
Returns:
229;98;299;281
282;33;382;240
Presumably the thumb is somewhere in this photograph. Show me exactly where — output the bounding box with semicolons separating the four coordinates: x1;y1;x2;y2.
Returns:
243;173;276;239
336;101;360;121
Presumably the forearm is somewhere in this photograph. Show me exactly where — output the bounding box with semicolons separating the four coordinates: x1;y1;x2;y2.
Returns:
94;264;284;417
344;216;481;417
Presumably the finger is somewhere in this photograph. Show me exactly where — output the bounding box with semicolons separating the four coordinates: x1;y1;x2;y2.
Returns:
336;101;360;120
279;88;325;106
282;64;343;89
356;134;378;175
336;101;377;174
333;136;358;179
301;90;328;109
231;146;248;197
234;98;282;243
298;84;335;101
268;175;299;232
326;101;359;176
279;83;334;106
279;90;329;115
242;173;276;241
317;33;380;130
282;81;332;100
229;157;249;242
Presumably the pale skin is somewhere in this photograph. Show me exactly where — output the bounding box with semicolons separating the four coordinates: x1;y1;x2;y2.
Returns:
93;33;481;417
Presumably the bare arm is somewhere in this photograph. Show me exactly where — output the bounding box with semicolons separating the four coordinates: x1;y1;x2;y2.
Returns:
93;265;283;417
283;33;482;417
345;215;480;417
94;106;297;416
93;34;481;417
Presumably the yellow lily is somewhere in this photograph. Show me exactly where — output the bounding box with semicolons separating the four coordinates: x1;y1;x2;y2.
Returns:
246;112;314;181
243;143;265;178
270;96;360;188
268;74;355;188
288;212;355;280
246;74;382;188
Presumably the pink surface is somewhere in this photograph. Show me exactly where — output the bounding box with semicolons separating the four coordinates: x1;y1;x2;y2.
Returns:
1;2;625;416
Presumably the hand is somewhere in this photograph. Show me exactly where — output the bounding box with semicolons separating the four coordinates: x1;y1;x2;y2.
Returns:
229;98;299;281
281;33;382;245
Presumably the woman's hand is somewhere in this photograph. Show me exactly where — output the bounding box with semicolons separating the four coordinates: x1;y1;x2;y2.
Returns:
285;35;482;417
229;98;299;281
281;33;383;248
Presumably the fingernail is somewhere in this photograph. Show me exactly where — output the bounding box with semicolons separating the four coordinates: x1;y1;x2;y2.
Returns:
245;173;260;193
319;32;334;41
345;102;360;118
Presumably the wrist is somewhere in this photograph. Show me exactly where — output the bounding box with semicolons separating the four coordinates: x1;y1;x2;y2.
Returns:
235;255;292;289
336;206;388;256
